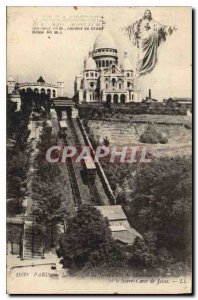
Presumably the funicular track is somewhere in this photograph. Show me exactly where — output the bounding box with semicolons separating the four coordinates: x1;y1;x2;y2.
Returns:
67;117;103;206
66;157;82;207
88;181;103;205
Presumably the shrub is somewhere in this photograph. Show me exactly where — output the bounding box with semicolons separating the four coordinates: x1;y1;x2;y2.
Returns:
184;123;192;129
139;126;168;144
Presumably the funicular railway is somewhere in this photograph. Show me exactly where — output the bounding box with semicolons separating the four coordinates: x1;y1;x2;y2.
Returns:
64;116;103;206
66;157;82;207
58;114;82;206
53;97;109;208
13;99;112;261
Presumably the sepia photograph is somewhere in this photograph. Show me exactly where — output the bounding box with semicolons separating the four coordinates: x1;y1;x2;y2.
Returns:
6;5;192;294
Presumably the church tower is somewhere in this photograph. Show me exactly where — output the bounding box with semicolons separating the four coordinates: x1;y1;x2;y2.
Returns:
92;31;118;70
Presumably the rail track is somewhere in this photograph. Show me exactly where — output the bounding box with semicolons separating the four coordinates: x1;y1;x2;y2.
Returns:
88;181;103;205
66;157;82;207
67;117;81;153
67;117;103;206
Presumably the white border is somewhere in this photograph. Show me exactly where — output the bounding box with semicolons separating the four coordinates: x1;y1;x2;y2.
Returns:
0;0;196;298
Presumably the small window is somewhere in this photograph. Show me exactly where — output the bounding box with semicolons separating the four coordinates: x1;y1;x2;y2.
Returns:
86;72;89;77
90;72;94;77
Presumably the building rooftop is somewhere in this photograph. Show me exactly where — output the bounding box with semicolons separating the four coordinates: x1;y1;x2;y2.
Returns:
111;227;141;245
53;97;74;107
37;76;45;83
95;205;127;221
95;205;142;245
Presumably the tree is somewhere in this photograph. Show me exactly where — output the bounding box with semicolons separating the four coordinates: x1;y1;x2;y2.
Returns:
32;123;72;247
126;157;192;267
129;232;158;269
57;204;122;269
129;231;173;271
7;95;31;210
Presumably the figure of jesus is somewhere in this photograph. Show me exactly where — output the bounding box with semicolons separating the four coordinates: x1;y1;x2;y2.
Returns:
124;10;176;76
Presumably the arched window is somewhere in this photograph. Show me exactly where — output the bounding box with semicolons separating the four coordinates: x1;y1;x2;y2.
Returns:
41;88;45;94
120;94;126;103
113;94;119;103
47;89;51;97
34;88;39;93
99;61;101;67
102;60;105;67
112;78;116;87
53;90;56;98
90;72;94;77
127;82;131;88
119;82;122;89
106;94;111;103
106;82;108;89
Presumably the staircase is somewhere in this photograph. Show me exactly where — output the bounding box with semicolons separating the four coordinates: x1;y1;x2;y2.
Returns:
21;221;44;260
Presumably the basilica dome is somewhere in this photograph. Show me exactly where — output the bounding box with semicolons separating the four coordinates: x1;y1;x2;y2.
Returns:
85;55;97;70
93;31;117;50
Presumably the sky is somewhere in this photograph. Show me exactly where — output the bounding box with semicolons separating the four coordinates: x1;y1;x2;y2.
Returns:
7;6;192;101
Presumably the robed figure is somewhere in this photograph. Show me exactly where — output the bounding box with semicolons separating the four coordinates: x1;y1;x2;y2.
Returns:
124;10;176;76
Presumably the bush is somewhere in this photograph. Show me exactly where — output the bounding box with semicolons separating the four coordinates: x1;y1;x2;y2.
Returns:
184;123;192;129
139;126;168;144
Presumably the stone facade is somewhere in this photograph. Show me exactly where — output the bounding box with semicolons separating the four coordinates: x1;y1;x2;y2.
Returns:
7;76;64;99
74;31;141;103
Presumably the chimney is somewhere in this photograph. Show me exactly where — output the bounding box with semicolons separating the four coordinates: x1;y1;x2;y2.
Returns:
149;89;151;99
